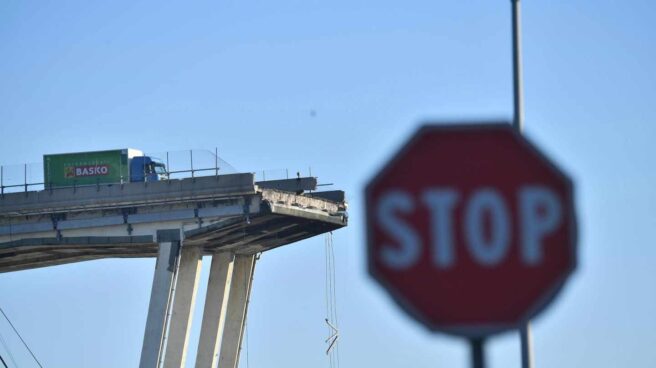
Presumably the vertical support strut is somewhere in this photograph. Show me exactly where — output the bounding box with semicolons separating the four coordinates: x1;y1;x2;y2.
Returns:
217;254;257;368
195;252;235;368
140;231;181;368
163;245;203;368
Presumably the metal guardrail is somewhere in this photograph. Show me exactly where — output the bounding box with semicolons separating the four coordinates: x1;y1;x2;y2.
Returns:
0;149;321;196
0;149;238;195
0;165;43;195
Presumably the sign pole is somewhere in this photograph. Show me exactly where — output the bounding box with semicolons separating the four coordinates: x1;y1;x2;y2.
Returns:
470;338;485;368
512;0;533;367
520;323;534;368
512;0;524;132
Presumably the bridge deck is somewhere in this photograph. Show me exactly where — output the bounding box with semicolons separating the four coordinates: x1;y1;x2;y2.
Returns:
0;173;347;273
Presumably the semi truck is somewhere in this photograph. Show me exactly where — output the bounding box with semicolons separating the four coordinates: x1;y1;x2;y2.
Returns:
43;149;167;188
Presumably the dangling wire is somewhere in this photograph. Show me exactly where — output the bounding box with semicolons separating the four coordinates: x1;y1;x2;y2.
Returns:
324;232;340;368
244;253;259;368
245;320;250;368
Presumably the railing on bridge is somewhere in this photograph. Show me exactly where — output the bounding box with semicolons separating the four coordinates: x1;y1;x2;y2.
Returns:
0;149;318;195
0;149;237;195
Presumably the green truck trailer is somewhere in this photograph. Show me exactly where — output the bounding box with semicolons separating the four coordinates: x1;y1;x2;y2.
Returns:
43;149;167;188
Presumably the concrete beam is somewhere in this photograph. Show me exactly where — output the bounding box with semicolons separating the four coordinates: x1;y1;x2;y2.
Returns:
0;173;257;216
217;254;256;368
140;239;180;368
304;190;346;203
256;177;317;193
195;252;235;368
163;245;203;368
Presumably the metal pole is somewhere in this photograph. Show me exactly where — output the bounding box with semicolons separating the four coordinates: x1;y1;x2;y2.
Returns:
143;153;147;183
512;0;524;132
215;147;219;176
512;1;533;367
190;150;194;178
521;323;534;368
470;338;485;368
24;163;27;193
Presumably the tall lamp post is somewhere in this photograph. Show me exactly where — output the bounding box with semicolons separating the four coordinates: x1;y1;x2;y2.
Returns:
511;0;533;367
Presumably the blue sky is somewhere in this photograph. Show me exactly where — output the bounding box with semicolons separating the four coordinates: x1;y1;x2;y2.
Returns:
1;0;655;367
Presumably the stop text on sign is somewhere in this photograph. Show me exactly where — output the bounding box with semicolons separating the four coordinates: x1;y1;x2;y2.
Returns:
377;186;562;270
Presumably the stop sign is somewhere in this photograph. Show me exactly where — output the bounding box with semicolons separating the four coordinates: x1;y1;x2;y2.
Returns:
365;123;577;337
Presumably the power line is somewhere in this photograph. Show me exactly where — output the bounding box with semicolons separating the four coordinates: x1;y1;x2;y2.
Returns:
0;353;9;368
0;331;17;368
0;306;43;368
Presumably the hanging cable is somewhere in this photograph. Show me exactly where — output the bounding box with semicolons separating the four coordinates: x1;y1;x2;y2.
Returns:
0;353;8;368
244;252;259;368
324;232;340;368
245;320;250;368
0;306;43;368
324;233;333;368
330;232;341;368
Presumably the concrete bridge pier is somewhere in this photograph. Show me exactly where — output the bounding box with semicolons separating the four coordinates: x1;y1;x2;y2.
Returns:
194;252;235;368
162;243;203;368
216;254;256;368
192;250;258;368
140;233;257;368
213;254;256;368
140;230;182;368
139;229;205;368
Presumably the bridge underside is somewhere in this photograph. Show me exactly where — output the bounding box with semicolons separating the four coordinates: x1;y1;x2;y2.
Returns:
0;173;347;273
0;212;344;273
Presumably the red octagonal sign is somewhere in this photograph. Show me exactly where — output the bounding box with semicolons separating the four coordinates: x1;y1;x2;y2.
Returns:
366;123;577;337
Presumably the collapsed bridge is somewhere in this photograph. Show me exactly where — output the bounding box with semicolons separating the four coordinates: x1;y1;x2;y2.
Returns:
0;172;348;368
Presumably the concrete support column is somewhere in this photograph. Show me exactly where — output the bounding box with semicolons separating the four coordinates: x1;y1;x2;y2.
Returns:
163;245;203;368
140;230;181;368
195;252;235;368
217;254;257;368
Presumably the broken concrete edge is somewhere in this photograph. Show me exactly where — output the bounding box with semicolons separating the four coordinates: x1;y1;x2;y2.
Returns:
263;203;348;226
260;189;345;211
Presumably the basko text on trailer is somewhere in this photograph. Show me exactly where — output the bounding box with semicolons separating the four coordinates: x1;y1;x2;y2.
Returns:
43;149;168;188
